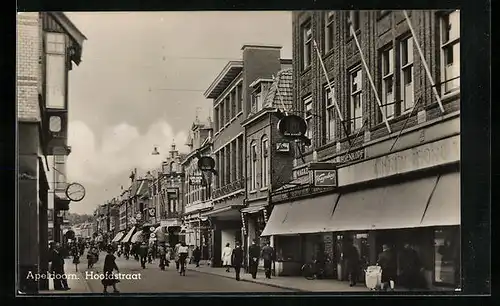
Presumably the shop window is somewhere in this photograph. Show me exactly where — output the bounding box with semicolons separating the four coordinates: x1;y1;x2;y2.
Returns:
276;235;301;262
434;227;460;286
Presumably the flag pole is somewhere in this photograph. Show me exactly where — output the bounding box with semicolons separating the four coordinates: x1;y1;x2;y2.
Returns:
313;39;352;147
348;17;392;134
402;10;445;113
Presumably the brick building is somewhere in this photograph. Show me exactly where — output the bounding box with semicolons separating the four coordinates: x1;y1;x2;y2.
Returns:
240;68;295;269
17;12;86;292
261;10;460;289
203;45;291;267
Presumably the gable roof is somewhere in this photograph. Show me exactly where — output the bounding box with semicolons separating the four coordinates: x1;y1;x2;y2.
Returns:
263;68;293;110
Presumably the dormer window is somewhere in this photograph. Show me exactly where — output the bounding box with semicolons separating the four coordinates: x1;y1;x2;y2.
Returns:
251;90;262;113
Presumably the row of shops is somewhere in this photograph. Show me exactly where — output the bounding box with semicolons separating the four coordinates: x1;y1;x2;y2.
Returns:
180;130;460;289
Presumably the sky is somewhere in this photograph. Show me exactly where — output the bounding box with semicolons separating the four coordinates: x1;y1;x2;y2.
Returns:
64;11;293;215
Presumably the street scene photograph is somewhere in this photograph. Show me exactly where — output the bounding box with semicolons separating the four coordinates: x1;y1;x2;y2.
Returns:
16;10;462;295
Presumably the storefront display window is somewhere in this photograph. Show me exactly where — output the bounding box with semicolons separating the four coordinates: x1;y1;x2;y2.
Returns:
275;235;300;261
434;227;460;286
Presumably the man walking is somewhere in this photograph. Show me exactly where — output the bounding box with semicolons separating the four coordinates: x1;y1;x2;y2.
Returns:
174;242;181;271
248;239;260;279
158;244;167;271
49;243;70;291
178;242;189;276
139;242;148;269
377;244;397;291
231;242;244;281
261;242;275;279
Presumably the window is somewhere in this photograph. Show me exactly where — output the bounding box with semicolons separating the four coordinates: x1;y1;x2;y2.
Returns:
348;11;360;35
45;33;66;109
381;47;395;119
225;97;230;123
261;137;269;188
324;86;336;142
231;91;237;118
304;96;313;140
400;37;415;112
302;20;313;70
251;90;262;113
440;10;460;95
324;11;335;53
434;227;460;286
46;33;65;54
350;68;363;131
237;84;243;113
250;142;257;190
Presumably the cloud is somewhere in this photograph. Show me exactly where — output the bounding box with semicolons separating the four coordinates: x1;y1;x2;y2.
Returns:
67;120;188;185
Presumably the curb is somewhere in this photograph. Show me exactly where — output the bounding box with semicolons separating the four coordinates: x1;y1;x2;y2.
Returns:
187;268;308;292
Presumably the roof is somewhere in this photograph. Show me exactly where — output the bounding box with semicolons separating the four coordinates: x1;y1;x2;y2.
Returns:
263;68;293;110
204;61;243;99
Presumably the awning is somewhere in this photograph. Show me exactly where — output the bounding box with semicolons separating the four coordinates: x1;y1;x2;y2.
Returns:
329;176;439;232
111;232;125;242
154;226;167;242
131;231;144;243
203;205;242;219
121;227;136;243
420;172;460;227
261;193;339;236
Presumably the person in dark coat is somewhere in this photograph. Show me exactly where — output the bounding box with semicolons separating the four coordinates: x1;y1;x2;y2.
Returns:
231;242;244;281
123;243;130;260
71;245;80;272
158;244;167;271
342;239;360;287
248;239;260;279
399;243;425;290
193;246;201;267
377;244;397;291
261;242;275;279
102;247;120;294
139;242;148;269
49;243;70;291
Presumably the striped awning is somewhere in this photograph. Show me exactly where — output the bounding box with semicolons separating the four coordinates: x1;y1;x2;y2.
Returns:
131;231;144;243
121;226;136;243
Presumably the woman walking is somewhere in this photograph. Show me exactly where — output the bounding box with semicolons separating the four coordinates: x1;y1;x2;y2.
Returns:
72;246;80;272
222;243;233;272
102;246;120;294
87;246;98;269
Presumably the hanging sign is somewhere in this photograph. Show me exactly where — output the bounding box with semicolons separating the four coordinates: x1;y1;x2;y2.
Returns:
277;115;308;138
148;208;156;217
65;182;86;202
150;226;155;232
276;142;290;153
198;156;215;171
136;213;142;220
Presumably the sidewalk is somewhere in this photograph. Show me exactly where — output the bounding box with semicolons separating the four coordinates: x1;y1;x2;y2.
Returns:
38;258;92;294
187;264;370;292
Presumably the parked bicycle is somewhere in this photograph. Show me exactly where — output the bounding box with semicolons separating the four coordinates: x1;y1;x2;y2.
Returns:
301;258;331;280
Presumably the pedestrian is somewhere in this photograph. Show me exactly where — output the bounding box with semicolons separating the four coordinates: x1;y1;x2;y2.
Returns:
248;239;260;279
222;243;233;272
87;246;98;269
193;246;201;267
178;242;189;276
261;242;275;279
139;242;148;269
124;243;130;260
148;243;154;264
158;244;167;271
342;238;360;287
165;244;171;267
49;242;70;291
398;243;425;291
102;246;120;294
377;244;397;291
72;246;80;272
231;242;244;281
174;242;181;271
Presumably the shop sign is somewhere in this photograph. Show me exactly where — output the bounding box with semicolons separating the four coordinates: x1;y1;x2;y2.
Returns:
276;142;290;153
293;166;309;179
333;149;365;164
339;135;460;186
313;169;338;187
148;208;156;217
189;175;204;186
277;115;308;138
198;156;215;172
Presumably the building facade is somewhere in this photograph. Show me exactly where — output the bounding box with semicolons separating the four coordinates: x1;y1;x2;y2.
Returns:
261;10;460;289
182;117;213;259
240;68;295;270
203;44;292;267
17;12;86;292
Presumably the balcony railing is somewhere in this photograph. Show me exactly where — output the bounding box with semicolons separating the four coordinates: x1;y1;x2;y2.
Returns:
212;177;245;199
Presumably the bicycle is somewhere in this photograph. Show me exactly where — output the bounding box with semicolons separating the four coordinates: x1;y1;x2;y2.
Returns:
301;259;330;280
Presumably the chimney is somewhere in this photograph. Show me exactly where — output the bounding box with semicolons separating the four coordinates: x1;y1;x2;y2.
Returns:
241;44;282;119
